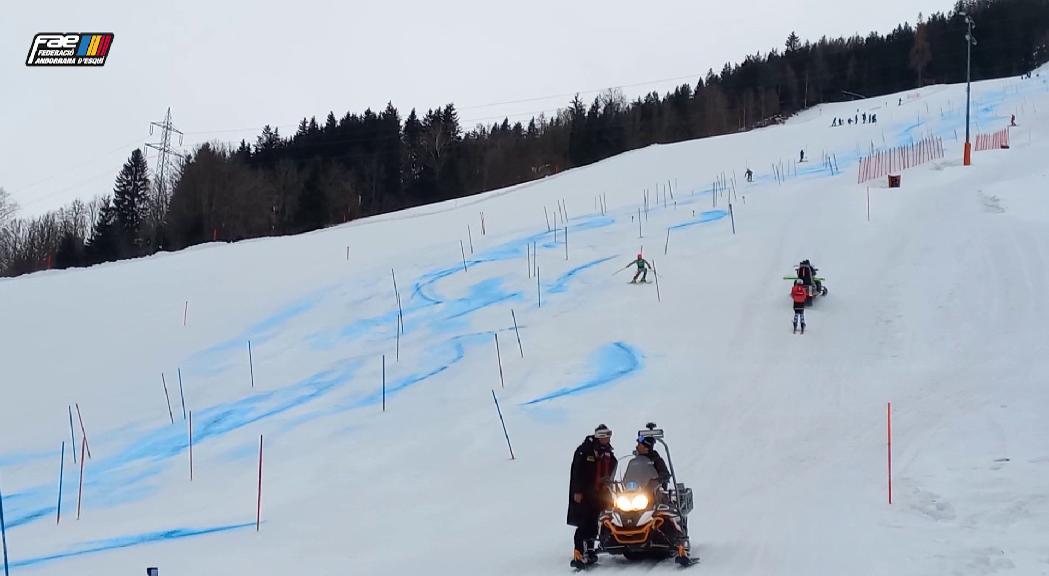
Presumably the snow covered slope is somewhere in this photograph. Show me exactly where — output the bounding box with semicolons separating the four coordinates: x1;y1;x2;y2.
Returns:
2;71;1049;575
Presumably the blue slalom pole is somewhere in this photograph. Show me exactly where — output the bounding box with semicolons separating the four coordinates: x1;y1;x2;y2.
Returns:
1;476;11;576
491;390;515;460
57;441;65;525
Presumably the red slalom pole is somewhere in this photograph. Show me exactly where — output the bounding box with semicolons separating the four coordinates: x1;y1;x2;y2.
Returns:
75;403;92;459
256;434;263;531
887;402;893;505
76;436;86;519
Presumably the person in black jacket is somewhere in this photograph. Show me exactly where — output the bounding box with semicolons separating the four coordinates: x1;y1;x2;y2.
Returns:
568;424;617;569
635;436;671;488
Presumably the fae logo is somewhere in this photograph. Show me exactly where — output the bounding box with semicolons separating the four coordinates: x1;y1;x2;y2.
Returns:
26;33;114;66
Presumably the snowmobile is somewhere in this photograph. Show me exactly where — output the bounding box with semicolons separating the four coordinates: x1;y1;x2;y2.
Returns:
783;263;828;306
595;424;696;567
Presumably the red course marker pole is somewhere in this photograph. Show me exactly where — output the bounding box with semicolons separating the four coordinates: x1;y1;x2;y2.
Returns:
887;402;893;505
76;437;86;520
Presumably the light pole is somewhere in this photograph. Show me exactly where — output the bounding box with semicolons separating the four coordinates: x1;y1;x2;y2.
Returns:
962;12;977;166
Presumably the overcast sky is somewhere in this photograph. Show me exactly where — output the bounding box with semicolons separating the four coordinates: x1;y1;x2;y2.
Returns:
2;0;949;216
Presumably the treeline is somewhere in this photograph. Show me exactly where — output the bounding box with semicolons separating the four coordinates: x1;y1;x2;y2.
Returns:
3;0;1048;276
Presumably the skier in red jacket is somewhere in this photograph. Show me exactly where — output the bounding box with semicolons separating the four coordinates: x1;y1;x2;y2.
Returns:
791;279;808;334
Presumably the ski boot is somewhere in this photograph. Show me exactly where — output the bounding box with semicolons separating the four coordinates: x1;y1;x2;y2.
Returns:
793;318;798;334
585;542;599;566
674;543;697;567
570;549;587;571
800;322;806;335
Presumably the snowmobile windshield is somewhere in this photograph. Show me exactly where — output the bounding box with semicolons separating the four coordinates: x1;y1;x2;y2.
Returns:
615;456;660;491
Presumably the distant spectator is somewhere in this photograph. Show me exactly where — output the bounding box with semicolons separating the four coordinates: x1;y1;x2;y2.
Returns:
862;113;867;124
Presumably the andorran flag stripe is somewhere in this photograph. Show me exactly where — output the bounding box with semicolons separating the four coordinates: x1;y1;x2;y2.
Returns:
97;34;112;57
87;34;101;56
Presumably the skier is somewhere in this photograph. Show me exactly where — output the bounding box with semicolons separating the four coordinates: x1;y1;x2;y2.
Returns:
1011;114;1017;127
799;149;805;162
791;279;808;334
568;424;617;569
628;254;653;284
862;112;867;124
745;168;753;182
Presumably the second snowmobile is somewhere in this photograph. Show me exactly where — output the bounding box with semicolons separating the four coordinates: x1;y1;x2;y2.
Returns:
595;424;696;567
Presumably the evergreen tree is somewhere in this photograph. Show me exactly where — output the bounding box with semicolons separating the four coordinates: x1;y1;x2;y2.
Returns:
111;149;150;256
85;196;119;264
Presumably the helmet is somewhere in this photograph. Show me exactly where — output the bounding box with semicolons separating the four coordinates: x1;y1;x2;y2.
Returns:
594;424;612;439
637;253;643;259
637;436;656;449
795;278;804;285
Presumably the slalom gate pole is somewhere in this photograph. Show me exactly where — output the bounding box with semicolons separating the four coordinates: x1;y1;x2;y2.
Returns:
491;390;515;460
0;478;9;576
511;310;524;358
887;402;893;505
68;406;77;465
162;373;174;425
178;368;187;421
256;435;263;531
75;403;91;459
248;341;255;388
76;437;86;520
494;333;505;389
57;441;65;524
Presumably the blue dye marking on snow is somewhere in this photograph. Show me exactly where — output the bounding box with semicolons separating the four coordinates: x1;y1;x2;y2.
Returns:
522;342;642;405
301;332;486;420
547;257;617;294
1;361;359;531
0;447;56;468
444;278;521;320
184;289;331;375
668;210;729;231
9;522;256;569
412;266;461;305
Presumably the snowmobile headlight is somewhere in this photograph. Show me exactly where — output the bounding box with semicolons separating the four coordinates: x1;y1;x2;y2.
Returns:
631;493;649;510
615;493;650;511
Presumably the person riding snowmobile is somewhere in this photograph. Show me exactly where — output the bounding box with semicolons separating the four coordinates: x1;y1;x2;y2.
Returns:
796;259;824;295
796;260;817;286
630;254;652;284
634;436;671;489
568;424;617;569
